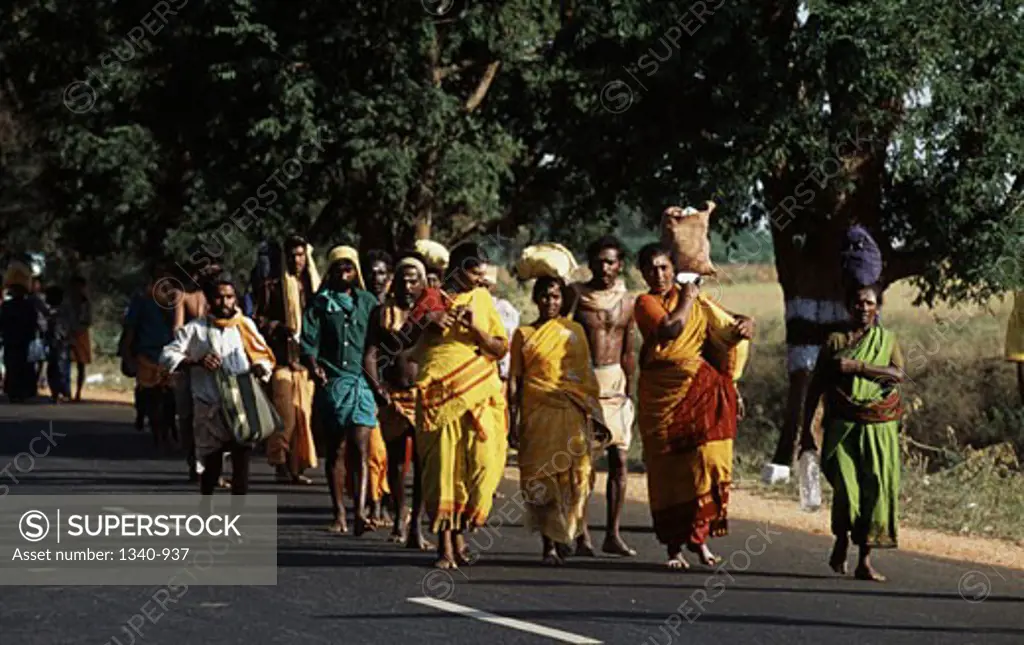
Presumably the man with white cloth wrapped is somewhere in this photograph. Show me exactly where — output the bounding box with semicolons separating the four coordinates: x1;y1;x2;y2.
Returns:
569;235;638;557
161;274;275;495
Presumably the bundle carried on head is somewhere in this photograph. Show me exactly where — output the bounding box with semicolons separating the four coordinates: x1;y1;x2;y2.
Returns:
414;239;450;273
515;242;580;281
840;225;882;288
660;201;717;276
3;259;32;291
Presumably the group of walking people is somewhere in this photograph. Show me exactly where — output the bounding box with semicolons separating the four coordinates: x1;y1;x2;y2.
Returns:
3;228;908;581
0;259;93;404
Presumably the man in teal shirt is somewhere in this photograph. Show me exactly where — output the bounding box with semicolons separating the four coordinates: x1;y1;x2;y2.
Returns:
301;246;379;535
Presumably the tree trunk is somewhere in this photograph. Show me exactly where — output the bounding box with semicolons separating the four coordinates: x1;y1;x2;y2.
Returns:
765;176;852;469
401;146;440;249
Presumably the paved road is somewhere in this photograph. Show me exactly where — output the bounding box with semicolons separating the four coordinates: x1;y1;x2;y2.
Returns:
1;402;1022;645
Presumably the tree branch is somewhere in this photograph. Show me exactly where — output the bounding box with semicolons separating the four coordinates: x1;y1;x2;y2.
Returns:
465;61;500;113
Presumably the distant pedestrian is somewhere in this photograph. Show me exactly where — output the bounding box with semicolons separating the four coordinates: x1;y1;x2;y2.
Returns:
44;286;72;402
364;253;432;550
122;266;177;448
66;275;93;402
357;248;395;525
254;235;321;485
481;264;520;398
2;262;46;403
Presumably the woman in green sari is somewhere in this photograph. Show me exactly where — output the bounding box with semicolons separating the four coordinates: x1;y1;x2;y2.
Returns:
800;284;905;582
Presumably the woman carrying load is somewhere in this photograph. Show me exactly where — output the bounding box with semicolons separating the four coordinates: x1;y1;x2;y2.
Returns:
633;243;754;570
508;275;608;565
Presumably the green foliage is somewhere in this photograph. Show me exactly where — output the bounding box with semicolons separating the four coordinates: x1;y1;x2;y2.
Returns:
1;0;1022;308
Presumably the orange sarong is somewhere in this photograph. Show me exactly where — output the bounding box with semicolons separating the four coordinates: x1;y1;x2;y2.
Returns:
345;427;389;501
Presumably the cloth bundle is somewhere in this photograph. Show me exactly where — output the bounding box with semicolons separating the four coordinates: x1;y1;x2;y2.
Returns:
660;201;717;276
515;243;579;281
840;225;882;287
414;239;450;273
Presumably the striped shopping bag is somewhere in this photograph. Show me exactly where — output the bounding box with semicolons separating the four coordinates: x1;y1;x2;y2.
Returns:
216;370;283;445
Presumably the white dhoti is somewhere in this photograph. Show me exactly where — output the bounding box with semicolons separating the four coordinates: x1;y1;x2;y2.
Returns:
594;364;634;449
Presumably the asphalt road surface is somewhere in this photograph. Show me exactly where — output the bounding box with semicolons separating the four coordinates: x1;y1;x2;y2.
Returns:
1;401;1022;645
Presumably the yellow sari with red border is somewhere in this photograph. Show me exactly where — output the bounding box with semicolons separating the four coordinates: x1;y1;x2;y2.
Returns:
415;287;508;532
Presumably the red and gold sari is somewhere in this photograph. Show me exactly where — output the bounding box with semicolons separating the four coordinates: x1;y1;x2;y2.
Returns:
635;288;749;546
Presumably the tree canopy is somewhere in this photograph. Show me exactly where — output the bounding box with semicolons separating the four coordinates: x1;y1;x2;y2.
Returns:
1;0;1022;305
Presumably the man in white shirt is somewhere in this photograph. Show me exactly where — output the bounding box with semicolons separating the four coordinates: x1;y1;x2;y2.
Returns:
160;275;274;495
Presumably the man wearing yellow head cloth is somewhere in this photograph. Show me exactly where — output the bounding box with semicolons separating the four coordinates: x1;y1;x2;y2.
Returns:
253;235;321;485
301;245;380;535
407;242;509;569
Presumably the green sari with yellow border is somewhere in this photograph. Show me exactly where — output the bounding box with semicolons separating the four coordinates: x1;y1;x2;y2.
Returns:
820;325;903;549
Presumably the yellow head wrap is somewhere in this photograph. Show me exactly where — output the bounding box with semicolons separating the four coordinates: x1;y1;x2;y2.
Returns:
326;245;365;290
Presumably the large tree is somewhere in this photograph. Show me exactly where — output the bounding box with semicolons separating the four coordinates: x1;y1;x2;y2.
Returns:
538;0;1024;466
4;1;1024;466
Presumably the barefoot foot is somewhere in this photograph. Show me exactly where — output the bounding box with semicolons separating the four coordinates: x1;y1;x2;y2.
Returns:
688;544;721;566
854;564;886;582
327;519;348;534
433;557;459;570
602;535;638;557
407;533;435;551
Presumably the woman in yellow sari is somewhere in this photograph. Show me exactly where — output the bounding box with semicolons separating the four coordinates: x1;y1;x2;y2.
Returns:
634;244;754;569
410;242;509;569
509;276;608;565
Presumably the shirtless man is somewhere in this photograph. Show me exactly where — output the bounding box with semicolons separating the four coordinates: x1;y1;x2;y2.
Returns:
570;235;638;557
363;252;432;550
173;259;220;483
361;249;395;525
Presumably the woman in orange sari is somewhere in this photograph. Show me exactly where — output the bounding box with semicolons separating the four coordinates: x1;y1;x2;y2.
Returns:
634;244;754;569
509;276;608;565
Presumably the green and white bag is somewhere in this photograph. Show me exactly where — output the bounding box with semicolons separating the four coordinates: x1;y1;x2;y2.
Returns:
216;369;283;445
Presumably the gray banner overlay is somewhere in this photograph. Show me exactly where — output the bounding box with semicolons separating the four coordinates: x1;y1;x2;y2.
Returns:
0;495;277;586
